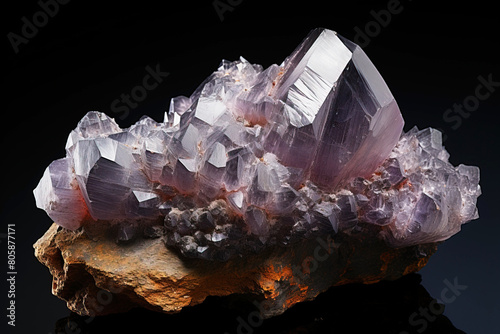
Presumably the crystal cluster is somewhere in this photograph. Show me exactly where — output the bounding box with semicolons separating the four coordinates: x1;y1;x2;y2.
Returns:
34;28;480;260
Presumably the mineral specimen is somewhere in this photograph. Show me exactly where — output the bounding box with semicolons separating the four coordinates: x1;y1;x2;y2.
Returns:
34;222;438;318
34;28;480;263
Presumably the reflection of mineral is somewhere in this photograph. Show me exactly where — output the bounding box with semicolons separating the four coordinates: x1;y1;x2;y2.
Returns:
34;28;480;260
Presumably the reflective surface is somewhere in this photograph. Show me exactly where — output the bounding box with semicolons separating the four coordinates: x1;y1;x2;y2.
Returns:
54;274;464;334
2;1;498;334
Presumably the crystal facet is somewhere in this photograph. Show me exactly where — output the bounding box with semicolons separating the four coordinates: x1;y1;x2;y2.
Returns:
34;28;480;260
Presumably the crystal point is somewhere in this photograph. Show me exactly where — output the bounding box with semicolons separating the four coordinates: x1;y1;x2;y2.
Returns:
34;29;480;259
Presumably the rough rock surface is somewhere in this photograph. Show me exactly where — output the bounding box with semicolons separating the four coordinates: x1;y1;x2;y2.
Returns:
32;28;479;318
34;223;436;317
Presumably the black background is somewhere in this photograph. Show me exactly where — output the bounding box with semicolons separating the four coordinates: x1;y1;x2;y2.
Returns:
1;0;499;333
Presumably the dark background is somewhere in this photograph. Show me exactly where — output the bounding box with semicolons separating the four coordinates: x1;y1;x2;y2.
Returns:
1;0;499;333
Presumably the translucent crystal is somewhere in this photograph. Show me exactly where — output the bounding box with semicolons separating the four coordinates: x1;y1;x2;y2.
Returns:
34;28;480;260
33;157;89;230
266;29;403;190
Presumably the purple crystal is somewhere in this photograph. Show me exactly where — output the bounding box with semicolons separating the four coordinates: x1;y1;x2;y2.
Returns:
33;157;89;230
34;28;480;260
267;29;403;189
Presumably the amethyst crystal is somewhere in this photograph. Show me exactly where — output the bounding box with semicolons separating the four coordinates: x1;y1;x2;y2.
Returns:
34;28;480;259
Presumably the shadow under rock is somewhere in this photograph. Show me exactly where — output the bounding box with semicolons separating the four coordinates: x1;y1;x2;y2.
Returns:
54;274;464;334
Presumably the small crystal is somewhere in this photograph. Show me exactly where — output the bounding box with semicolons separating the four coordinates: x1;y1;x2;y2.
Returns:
116;223;138;244
34;28;480;260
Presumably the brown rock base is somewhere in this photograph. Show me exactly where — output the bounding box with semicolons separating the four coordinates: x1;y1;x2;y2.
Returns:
34;223;436;318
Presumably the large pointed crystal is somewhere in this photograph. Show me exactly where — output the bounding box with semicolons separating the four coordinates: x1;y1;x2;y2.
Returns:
34;28;480;261
266;28;403;188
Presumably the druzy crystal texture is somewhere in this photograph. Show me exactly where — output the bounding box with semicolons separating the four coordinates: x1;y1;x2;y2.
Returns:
34;28;480;260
